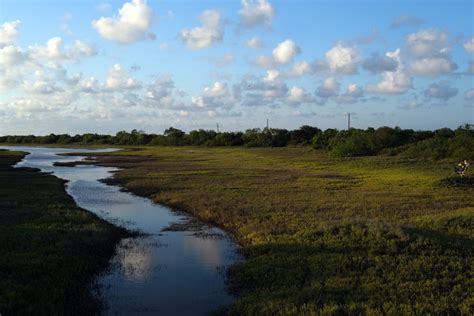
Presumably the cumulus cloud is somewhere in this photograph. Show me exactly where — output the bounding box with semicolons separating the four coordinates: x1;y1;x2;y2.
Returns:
235;74;288;107
0;20;21;47
405;29;457;76
316;77;340;98
409;57;457;76
246;37;263;48
145;77;178;108
92;0;155;44
287;61;314;77
362;52;398;73
335;84;364;104
325;43;360;74
181;10;223;49
272;39;301;64
192;81;234;109
105;64;140;90
0;45;28;66
287;86;312;104
366;49;412;95
28;37;96;63
239;0;274;29
390;15;424;28
423;81;458;100
255;39;300;68
406;29;449;57
464;38;474;53
366;70;412;95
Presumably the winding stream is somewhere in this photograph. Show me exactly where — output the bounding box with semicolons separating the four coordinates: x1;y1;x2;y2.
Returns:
1;146;240;315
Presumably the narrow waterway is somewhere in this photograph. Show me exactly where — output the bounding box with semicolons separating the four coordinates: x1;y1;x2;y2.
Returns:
1;146;240;315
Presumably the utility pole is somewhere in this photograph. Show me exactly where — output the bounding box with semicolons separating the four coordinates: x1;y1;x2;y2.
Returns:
216;123;219;132
348;113;351;130
266;118;269;130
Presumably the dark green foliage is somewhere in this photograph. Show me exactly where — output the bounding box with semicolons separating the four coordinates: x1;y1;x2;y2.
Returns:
0;124;473;160
0;151;129;315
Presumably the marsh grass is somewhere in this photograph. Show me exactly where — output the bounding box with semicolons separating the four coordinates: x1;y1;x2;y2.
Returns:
0;150;131;315
86;146;474;315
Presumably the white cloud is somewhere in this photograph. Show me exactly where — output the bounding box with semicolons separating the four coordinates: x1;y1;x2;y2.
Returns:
92;0;155;44
423;81;458;100
463;38;474;53
406;29;449;57
145;77;177;108
181;10;223;49
325;43;360;74
288;61;313;77
272;39;301;64
0;20;21;47
106;64;140;90
192;81;234;109
335;84;364;104
263;69;280;82
239;0;274;29
287;86;312;104
28;37;96;62
316;77;340;98
366;70;412;95
246;37;263;48
409;57;457;76
0;45;27;66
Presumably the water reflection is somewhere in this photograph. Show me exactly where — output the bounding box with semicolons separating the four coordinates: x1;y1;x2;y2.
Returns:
0;146;240;315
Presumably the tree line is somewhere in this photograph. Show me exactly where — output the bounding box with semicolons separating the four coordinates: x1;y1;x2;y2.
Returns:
1;124;472;159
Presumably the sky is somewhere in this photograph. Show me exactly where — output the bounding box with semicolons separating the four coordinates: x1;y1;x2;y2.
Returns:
0;0;473;135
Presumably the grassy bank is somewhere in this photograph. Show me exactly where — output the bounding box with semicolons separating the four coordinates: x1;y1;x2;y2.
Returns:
0;150;130;315
89;146;473;315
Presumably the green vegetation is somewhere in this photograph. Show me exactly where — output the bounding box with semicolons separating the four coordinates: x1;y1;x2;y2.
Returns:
89;146;473;315
0;150;130;315
1;124;472;160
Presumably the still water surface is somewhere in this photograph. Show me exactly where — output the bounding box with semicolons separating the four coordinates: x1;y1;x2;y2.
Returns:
1;146;239;315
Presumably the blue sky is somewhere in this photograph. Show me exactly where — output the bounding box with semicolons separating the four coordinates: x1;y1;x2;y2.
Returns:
0;0;473;135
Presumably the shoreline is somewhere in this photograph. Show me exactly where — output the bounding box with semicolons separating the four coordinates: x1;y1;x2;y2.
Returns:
0;149;133;315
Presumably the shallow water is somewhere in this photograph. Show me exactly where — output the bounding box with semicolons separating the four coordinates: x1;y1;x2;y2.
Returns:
1;146;240;315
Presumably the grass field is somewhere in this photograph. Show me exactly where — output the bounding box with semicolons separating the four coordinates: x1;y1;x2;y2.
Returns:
88;146;474;315
0;149;130;315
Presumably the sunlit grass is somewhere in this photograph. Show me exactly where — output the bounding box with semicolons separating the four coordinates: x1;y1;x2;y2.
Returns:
92;146;473;315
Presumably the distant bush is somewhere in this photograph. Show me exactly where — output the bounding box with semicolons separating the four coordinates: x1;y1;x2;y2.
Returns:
0;124;472;160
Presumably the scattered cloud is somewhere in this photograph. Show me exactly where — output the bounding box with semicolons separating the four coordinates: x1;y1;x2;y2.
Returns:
463;37;474;53
246;36;263;48
316;77;340;99
409;57;457;76
239;0;274;29
325;43;360;74
181;10;223;49
406;29;449;57
362;52;398;73
424;81;458;100
272;39;301;64
390;15;424;28
0;20;21;47
92;0;155;44
335;84;364;104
